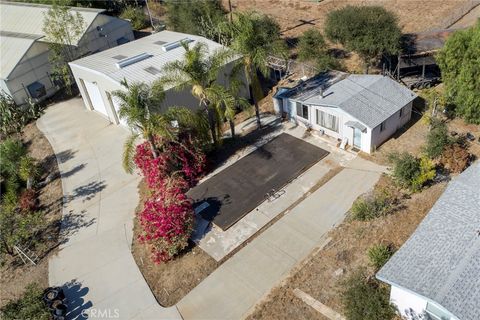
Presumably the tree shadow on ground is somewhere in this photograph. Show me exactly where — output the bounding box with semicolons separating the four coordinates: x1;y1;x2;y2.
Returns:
61;164;86;179
58;210;96;245
206;118;282;173
67;180;106;203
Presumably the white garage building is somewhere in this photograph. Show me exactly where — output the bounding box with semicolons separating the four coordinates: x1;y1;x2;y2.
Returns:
0;1;133;105
69;31;247;127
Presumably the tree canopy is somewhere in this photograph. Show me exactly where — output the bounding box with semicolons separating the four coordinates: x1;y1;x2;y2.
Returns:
325;6;401;69
437;22;480;124
297;28;339;71
165;0;226;41
42;2;86;92
227;11;286;126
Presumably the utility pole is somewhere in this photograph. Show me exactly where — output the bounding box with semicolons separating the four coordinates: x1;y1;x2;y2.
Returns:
228;0;233;22
145;0;155;30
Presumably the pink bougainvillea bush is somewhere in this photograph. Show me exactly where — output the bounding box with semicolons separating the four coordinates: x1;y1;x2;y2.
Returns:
134;136;206;190
138;177;194;263
134;134;205;263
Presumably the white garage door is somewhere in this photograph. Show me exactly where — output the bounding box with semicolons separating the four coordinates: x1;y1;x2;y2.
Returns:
83;80;108;118
110;94;128;128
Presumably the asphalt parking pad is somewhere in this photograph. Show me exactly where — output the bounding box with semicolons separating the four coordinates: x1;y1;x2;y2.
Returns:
188;133;329;231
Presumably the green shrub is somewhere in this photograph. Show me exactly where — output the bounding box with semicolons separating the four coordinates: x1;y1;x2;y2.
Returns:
0;283;50;320
367;244;394;270
341;269;396;320
120;6;149;30
350;190;393;221
388;152;435;192
424;120;452;159
0;138;27;179
411;156;436;191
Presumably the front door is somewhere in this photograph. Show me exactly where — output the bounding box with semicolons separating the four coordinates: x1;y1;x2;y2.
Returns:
353;128;361;148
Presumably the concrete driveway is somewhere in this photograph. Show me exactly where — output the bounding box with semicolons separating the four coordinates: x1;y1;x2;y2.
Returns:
38;97;180;320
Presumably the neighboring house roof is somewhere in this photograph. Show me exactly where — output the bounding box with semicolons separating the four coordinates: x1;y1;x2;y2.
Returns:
69;31;226;87
0;31;42;80
0;1;104;45
287;72;417;128
377;162;480;320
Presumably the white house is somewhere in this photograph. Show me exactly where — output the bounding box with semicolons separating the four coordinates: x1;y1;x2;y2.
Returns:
273;72;417;153
377;162;480;320
0;1;133;105
69;31;248;127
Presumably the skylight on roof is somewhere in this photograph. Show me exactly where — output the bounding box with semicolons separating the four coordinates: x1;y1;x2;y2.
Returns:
112;55;128;60
115;53;152;69
144;66;161;75
162;38;194;52
154;40;167;45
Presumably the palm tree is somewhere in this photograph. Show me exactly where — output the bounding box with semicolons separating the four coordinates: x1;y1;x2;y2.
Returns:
227;11;287;128
113;80;208;173
209;65;251;138
161;41;235;143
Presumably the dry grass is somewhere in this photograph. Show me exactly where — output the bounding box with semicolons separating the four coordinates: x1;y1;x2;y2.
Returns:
0;122;62;308
224;0;470;38
131;181;219;307
246;175;447;319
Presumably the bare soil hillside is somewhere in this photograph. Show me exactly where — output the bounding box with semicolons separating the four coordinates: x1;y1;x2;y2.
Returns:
223;0;470;38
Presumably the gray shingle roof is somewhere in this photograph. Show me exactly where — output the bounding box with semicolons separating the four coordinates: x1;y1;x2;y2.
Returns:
289;73;417;128
377;162;480;320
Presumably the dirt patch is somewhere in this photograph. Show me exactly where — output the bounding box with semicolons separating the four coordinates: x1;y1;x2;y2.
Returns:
246;175;447;319
223;0;469;38
0;122;62;308
131;181;219;307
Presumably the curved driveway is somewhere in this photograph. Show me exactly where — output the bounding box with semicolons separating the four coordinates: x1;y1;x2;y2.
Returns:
38;98;180;320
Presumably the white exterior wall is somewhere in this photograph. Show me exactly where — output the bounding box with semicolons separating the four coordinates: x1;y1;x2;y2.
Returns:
4;41;54;105
70;59;248;126
371;101;412;151
284;99;372;153
390;285;428;318
78;15;134;55
3;15;133;106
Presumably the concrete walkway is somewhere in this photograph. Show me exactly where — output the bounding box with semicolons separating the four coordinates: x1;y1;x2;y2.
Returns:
177;157;384;319
38;98;180;320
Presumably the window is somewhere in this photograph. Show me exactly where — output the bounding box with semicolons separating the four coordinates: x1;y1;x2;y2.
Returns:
296;102;309;120
399;107;403;118
316;109;339;132
380;121;386;132
27;82;46;99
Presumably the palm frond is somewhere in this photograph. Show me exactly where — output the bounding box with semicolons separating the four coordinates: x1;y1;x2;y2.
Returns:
122;133;139;174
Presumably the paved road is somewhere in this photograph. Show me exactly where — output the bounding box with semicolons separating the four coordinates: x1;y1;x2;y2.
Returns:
38;98;180;320
177;157;384;319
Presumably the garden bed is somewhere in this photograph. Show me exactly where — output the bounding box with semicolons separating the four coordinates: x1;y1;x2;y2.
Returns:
0;122;62;308
131;181;219;307
246;175;447;319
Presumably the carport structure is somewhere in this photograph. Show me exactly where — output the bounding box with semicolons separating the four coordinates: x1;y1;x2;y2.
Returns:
188;133;329;230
